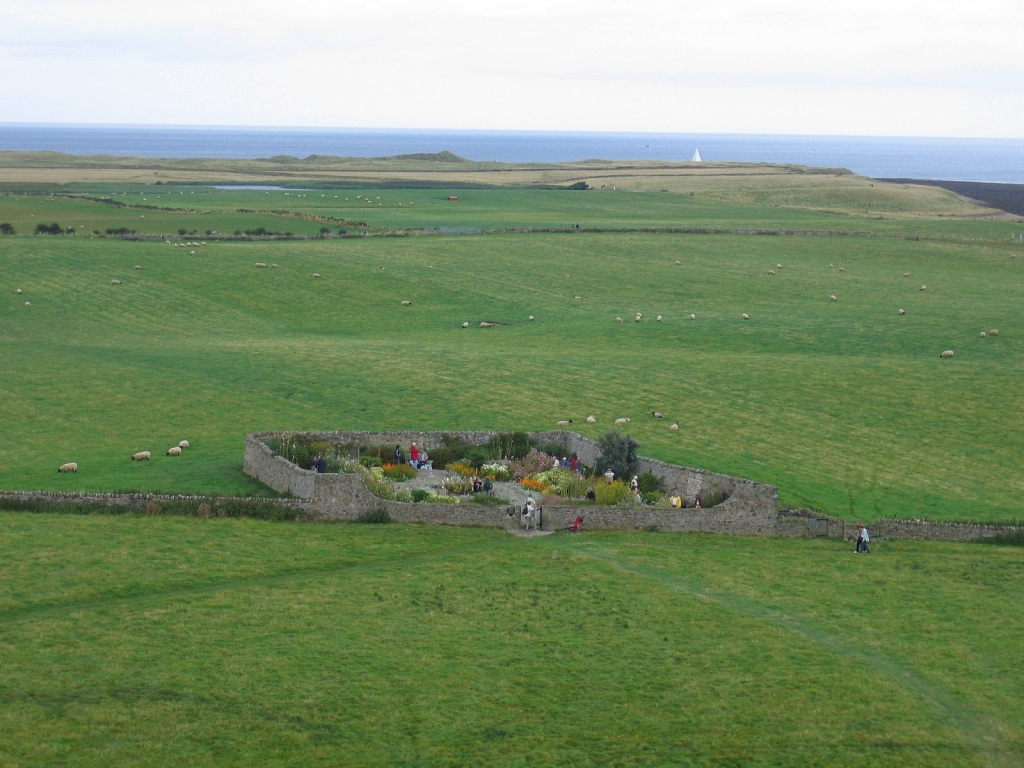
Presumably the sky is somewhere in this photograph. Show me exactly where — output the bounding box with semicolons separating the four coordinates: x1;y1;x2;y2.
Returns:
1;0;1022;137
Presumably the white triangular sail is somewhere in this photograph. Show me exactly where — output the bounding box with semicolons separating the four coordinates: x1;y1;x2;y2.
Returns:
691;148;702;162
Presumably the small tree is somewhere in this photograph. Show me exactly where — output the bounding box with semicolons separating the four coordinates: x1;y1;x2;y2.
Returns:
0;223;14;235
595;432;639;481
177;228;187;236
319;226;330;237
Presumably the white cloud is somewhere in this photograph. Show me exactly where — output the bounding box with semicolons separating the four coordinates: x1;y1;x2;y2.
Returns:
0;0;1021;136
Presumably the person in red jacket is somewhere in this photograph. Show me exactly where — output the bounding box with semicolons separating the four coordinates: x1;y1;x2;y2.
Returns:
409;442;420;469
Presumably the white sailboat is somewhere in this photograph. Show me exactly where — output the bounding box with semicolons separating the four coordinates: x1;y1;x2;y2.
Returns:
692;148;702;162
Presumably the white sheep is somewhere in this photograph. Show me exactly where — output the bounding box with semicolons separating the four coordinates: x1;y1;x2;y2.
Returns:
839;267;846;273
989;329;999;336
24;301;31;307
573;295;582;300
616;317;623;323
479;322;495;328
830;295;837;301
190;250;196;255
132;451;151;461
58;462;78;473
614;417;630;424
528;316;534;321
271;264;279;269
767;269;775;275
670;422;679;430
16;288;22;294
167;446;182;456
461;322;469;328
111;279;121;285
651;412;663;418
401;300;412;306
898;309;905;315
741;313;749;320
903;272;911;277
657;315;663;321
556;420;573;426
201;241;206;246
255;262;268;268
675;260;681;265
940;350;954;358
313;273;322;278
777;263;782;269
178;440;189;449
166;240;171;245
830;264;834;268
980;331;987;337
690;314;696;320
635;315;641;322
135;265;143;270
921;285;927;291
586;415;596;423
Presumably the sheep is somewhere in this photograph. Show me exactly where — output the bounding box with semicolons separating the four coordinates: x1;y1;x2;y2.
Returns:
201;241;207;246
166;240;171;245
255;262;268;268
921;285;927;291
839;267;846;273
616;317;623;323
16;288;22;294
190;250;195;255
528;315;535;321
657;315;663;321
940;350;954;358
134;265;143;270
178;440;189;449
636;313;643;319
830;295;837;301
573;295;582;300
586;415;596;423
58;462;78;473
767;269;776;275
401;300;412;306
903;272;911;277
166;446;182;456
675;260;681;265
980;331;987;337
556;420;573;426
670;422;679;430
635;315;641;322
24;302;30;307
652;412;663;418
132;451;151;461
741;313;749;320
989;329;999;336
271;264;279;269
462;322;470;328
777;263;782;269
614;417;630;424
312;273;322;278
111;279;121;285
830;264;834;268
898;309;905;315
479;322;495;328
690;313;696;320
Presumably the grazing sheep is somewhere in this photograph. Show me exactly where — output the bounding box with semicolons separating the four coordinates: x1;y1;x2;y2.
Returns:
777;263;782;269
313;273;321;278
921;285;927;291
586;415;596;423
898;309;905;315
675;260;681;265
614;417;630;424
573;295;582;300
830;295;837;301
690;313;696;320
636;313;642;319
830;264;834;268
134;265;142;270
166;446;182;456
178;440;189;449
166;240;171;245
255;262;267;268
271;264;279;269
652;412;663;418
132;451;151;461
940;350;954;358
980;331;987;337
635;315;641;322
657;315;663;321
528;315;534;321
401;300;412;306
58;462;78;473
16;288;21;294
111;279;121;285
839;267;846;273
556;420;573;426
903;272;911;277
741;313;749;320
201;241;206;246
670;422;679;430
24;302;31;307
462;322;470;328
190;250;195;255
989;329;999;336
616;317;623;323
480;322;495;327
767;269;776;275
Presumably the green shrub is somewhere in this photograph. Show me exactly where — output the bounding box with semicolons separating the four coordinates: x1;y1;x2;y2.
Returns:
359;456;383;468
536;442;565;459
383;463;418;481
641;491;662;505
702;489;727;508
442;479;473;495
535;468;588;498
411;489;432;503
483;432;534;460
426;447;453;469
978;530;1024;546
594;481;633;506
0;223;15;235
394;489;413;503
596;432;639;481
354;507;392;524
637;471;663;494
464;446;492;469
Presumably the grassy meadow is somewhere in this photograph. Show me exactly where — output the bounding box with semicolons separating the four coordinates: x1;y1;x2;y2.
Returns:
0;513;1021;766
2;180;1022;521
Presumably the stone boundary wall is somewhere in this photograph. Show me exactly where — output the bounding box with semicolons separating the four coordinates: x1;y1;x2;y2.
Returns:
0;489;303;511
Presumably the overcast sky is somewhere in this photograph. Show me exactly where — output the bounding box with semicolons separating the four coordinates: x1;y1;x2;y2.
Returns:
1;0;1021;137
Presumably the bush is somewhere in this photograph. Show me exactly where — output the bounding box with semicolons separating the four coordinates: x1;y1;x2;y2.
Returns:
447;461;474;478
463;445;492;469
978;531;1024;546
509;449;555;480
535;468;588;498
479;462;510;481
442;478;473;495
520;477;551;494
394;489;413;503
637;471;663;494
359;456;383;468
596;432;639;481
641;491;662;505
410;489;433;503
355;507;392;524
383;463;418;481
0;223;15;235
483;432;534;460
104;227;135;236
35;222;63;235
701;489;727;508
426;447;453;469
594;481;633;506
536;442;565;459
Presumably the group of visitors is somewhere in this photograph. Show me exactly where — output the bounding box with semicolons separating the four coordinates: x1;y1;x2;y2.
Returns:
667;492;701;509
554;455;583;474
394;442;431;470
472;476;495;495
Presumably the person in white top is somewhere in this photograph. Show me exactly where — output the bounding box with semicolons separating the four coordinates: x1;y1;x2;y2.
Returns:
856;523;871;553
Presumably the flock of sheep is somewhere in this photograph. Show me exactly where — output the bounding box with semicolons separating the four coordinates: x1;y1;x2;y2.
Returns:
555;411;679;431
58;440;190;473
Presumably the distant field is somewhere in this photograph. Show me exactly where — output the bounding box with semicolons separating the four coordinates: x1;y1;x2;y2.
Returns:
2;191;1022;520
0;514;1021;767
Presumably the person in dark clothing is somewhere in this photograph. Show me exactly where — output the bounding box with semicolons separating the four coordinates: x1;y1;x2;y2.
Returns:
312;454;327;473
394;445;403;464
483;478;494;496
586;487;596;501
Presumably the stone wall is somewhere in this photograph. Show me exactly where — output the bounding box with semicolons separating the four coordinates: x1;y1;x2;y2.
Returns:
0;489;303;512
873;518;1023;542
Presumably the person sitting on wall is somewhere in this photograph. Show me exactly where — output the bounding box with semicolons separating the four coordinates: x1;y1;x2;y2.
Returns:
586;487;596;502
419;449;431;471
669;492;681;508
312;454;327;473
409;442;420;469
629;476;639;493
694;496;702;509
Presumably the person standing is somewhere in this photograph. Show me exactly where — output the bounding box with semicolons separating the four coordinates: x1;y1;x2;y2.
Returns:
393;444;403;465
857;524;871;553
409;442;420;469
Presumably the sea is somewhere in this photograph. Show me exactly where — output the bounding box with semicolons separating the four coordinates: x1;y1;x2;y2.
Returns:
2;124;1023;184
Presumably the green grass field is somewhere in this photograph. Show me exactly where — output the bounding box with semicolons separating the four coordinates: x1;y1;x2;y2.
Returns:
2;181;1022;521
1;512;1021;766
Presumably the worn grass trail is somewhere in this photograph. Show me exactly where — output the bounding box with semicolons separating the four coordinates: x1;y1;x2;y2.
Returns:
1;515;1021;766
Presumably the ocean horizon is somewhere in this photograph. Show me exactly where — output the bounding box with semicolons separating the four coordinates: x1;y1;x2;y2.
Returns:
2;124;1024;184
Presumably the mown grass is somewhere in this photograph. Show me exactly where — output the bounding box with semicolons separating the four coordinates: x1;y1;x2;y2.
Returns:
0;513;1021;766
